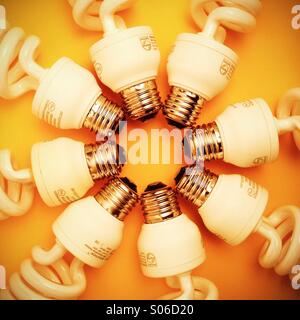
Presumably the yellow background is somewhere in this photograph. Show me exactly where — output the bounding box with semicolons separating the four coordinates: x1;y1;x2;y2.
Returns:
0;0;300;300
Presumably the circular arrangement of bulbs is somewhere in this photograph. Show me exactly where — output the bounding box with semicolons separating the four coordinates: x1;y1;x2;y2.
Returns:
1;0;300;300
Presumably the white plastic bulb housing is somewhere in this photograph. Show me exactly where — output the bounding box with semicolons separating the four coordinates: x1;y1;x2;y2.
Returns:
90;26;160;93
31;137;94;207
200;174;268;245
216;99;279;167
53;196;124;268
167;33;238;101
32;57;102;129
138;214;205;278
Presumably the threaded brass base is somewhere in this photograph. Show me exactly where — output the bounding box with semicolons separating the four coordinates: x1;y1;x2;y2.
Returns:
95;177;139;221
175;166;218;208
84;143;124;181
120;79;161;121
184;122;224;162
163;86;205;128
141;182;181;224
83;94;125;134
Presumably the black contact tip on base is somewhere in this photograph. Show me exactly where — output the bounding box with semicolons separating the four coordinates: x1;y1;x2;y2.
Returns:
144;182;167;193
175;167;187;185
166;118;185;129
120;177;138;193
139;111;159;123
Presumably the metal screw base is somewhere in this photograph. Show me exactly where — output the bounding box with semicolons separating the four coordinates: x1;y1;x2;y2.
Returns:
141;182;181;224
95;177;139;221
121;79;161;121
164;86;205;128
175;166;218;208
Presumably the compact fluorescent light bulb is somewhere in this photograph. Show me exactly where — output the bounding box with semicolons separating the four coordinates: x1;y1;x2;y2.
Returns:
138;182;218;300
184;88;300;167
0;177;139;300
68;0;126;31
90;0;162;121
0;27;125;133
175;166;300;276
31;137;125;207
0;138;124;218
0;150;35;221
163;0;261;128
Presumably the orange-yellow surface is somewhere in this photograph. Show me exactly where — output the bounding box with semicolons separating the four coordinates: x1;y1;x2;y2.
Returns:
0;0;300;300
